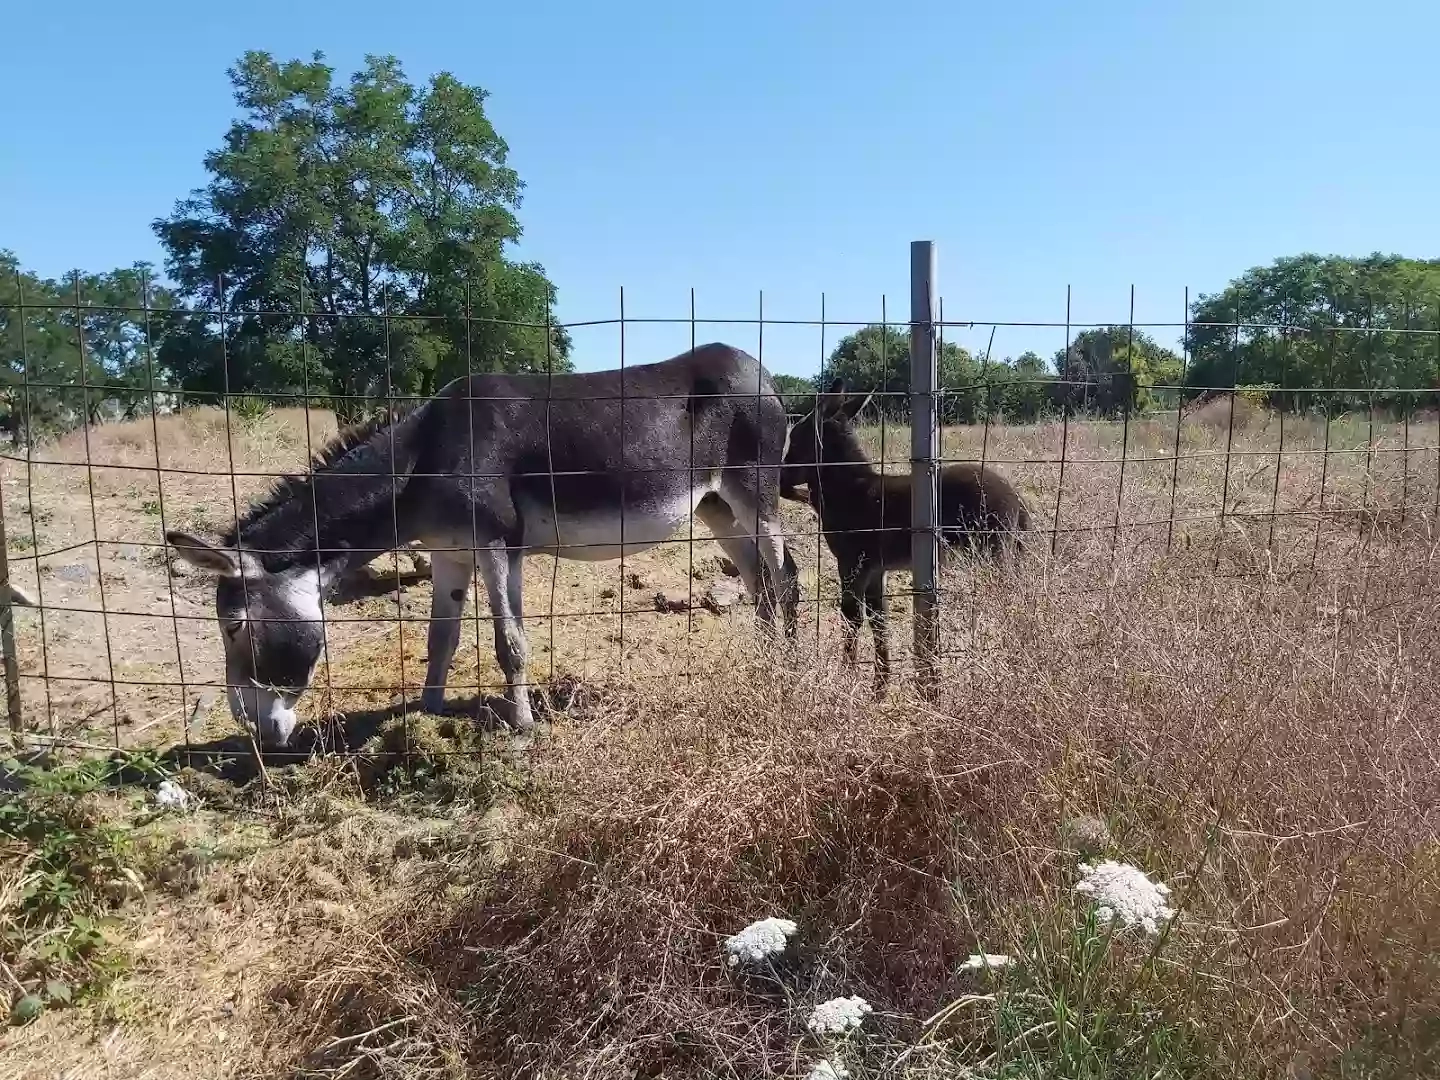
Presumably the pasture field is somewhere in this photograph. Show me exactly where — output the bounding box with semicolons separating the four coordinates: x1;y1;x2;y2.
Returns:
3;400;1439;1078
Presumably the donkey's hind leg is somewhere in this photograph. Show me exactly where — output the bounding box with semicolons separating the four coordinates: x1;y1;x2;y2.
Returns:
838;578;865;667
695;494;774;626
712;488;800;640
421;552;474;714
756;544;801;632
757;521;801;640
477;540;534;732
862;568;891;694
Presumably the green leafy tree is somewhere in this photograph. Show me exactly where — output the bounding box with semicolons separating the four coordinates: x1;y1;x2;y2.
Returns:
154;51;569;418
1013;350;1048;375
2;252;179;441
821;324;982;422
771;372;817;412
1053;327;1184;416
986;351;1056;422
1186;254;1440;413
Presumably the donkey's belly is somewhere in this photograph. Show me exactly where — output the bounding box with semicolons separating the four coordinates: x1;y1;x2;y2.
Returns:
518;492;702;561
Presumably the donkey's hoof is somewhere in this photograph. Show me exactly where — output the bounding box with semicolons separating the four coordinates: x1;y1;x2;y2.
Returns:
495;693;536;735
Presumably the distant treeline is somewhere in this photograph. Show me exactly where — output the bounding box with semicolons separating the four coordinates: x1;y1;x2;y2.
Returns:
776;254;1440;424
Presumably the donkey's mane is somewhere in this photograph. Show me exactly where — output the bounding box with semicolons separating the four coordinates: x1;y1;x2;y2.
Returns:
221;407;409;546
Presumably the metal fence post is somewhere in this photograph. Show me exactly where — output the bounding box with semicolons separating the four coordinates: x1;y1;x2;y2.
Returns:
910;241;940;697
0;483;24;738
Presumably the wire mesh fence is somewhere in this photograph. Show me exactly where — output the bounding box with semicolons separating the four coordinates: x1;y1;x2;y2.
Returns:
4;252;1440;769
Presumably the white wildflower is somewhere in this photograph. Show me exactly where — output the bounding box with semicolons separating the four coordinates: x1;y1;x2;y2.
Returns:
807;995;872;1035
805;1060;849;1080
1075;860;1174;935
724;917;798;967
155;779;191;810
958;953;1014;972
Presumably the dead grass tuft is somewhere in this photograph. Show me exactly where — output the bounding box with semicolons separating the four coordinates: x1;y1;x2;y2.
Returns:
268;540;1440;1078
7;404;1440;1077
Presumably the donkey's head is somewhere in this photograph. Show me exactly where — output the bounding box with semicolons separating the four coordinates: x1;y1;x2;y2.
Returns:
781;378;874;499
165;530;330;749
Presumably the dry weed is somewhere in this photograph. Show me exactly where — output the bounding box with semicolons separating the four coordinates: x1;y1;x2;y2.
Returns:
270;537;1440;1078
5;405;1440;1078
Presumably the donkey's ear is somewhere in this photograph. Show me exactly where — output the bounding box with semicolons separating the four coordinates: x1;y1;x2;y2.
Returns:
839;390;874;420
817;377;848;415
165;530;242;577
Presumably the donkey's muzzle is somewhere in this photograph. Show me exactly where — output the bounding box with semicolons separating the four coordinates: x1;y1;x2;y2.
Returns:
228;684;300;750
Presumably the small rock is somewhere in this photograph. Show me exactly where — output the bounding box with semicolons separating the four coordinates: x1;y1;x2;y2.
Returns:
50;564;90;584
626;571;646;590
653;590;691;614
599;586;617;601
104;871;145;904
155;779;191;810
717;557;740;578
702;577;746;614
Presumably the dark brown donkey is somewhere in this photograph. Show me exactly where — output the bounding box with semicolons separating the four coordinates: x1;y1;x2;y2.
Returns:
781;379;1030;690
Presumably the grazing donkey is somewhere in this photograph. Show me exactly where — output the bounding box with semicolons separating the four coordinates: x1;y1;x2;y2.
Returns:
165;343;801;749
780;379;1029;691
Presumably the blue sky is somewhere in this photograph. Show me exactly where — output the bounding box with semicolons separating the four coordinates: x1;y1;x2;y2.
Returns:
2;0;1437;377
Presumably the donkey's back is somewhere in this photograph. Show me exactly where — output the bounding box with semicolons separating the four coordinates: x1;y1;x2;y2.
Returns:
937;462;1030;558
823;462;1029;569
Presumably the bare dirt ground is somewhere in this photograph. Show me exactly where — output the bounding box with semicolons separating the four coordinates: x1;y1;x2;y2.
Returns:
6;400;1434;749
4;400;1439;1079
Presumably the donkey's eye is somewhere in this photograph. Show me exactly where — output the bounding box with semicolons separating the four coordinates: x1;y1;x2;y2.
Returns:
221;620;243;638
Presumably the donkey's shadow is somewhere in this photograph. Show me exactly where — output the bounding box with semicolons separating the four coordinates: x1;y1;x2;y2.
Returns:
326;566;432;606
156;686;575;787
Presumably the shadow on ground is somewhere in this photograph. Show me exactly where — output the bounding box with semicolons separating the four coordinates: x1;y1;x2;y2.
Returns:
150;677;590;787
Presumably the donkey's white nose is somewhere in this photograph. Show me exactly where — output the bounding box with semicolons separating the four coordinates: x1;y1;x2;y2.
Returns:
229;685;299;748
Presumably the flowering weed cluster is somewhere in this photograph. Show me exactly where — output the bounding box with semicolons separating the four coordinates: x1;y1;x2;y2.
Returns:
723;916;798;967
806;995;872;1036
1074;860;1174;936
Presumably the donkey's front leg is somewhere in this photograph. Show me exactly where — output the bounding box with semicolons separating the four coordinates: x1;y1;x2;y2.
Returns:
477;541;534;732
838;577;865;667
421;553;474;714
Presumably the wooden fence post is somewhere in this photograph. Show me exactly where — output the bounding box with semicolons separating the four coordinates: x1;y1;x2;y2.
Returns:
0;482;25;739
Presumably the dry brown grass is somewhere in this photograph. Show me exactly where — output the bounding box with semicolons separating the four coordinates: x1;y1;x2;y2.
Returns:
259;535;1440;1078
4;404;1440;1078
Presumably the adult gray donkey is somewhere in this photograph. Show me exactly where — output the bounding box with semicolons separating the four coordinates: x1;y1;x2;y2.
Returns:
165;343;801;749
